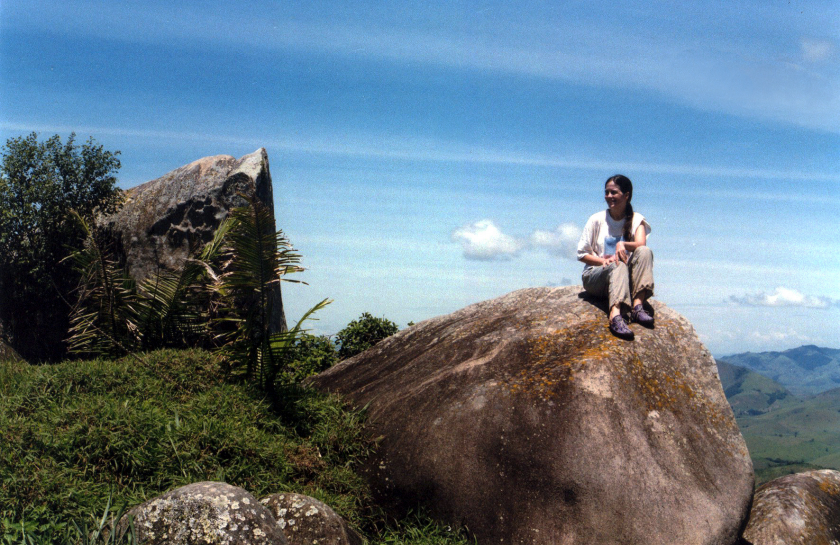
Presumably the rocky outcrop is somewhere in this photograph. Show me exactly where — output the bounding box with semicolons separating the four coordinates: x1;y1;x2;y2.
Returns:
116;484;363;545
100;149;285;331
311;286;754;545
118;482;288;544
742;469;840;545
261;493;363;545
0;339;22;362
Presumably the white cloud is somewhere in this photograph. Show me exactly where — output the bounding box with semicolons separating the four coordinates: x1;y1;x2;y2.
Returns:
451;220;585;261
749;328;812;344
730;287;838;309
451;220;525;261
801;39;834;63
529;223;582;259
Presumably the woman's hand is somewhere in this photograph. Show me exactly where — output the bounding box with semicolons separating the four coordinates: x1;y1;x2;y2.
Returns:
603;254;618;266
615;241;629;263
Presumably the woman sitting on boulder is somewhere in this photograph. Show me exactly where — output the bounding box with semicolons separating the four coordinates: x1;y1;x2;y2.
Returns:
576;174;654;340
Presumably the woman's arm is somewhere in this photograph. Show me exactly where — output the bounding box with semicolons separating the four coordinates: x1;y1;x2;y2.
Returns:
615;224;647;262
580;253;618;267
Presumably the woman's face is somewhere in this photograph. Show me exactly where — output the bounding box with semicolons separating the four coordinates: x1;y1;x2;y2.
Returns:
604;181;629;214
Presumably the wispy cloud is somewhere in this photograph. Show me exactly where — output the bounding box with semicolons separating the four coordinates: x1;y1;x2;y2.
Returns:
730;287;839;309
451;220;525;261
5;121;838;184
749;328;812;344
5;1;838;132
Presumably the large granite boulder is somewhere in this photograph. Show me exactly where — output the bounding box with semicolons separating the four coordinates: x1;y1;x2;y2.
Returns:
100;149;285;331
742;469;840;544
311;286;754;545
118;482;287;544
261;493;363;545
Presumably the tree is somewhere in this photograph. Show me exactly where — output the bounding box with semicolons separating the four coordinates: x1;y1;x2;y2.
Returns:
335;312;399;360
0;132;121;361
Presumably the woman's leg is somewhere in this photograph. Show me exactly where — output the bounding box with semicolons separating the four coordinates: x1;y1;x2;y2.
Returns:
583;263;632;319
628;246;655;325
628;246;654;307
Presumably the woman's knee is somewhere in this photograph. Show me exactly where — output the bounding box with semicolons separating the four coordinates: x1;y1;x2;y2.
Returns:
634;246;653;259
611;261;629;274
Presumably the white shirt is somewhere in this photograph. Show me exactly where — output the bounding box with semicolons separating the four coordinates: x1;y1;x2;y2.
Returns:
576;210;651;270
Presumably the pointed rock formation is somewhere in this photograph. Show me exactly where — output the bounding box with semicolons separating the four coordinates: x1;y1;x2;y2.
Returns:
100;149;286;331
311;286;754;545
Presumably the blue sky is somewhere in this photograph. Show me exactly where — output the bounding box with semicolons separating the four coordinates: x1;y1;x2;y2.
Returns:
1;0;838;355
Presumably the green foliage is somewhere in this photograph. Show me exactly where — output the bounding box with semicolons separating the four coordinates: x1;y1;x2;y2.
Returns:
65;189;330;398
211;193;331;393
0;348;474;544
63;212;140;358
132;221;230;351
336;312;399;360
282;334;339;383
0;133;121;362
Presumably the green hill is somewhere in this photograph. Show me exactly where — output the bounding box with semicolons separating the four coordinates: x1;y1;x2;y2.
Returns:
720;345;840;397
717;358;840;484
717;360;799;417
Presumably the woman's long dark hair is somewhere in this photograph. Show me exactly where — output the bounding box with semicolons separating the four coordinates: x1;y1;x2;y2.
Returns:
606;174;634;241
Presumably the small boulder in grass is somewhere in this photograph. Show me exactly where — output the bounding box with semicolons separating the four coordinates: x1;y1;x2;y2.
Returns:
742;469;840;545
261;493;363;545
118;481;287;544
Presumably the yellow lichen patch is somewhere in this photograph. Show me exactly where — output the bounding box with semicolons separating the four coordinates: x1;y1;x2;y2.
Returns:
501;317;607;402
817;474;840;497
622;351;734;440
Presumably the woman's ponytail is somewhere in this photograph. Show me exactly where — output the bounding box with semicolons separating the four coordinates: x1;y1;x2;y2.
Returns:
623;202;634;242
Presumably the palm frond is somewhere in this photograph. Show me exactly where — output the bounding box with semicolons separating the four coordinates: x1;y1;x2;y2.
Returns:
63;210;140;357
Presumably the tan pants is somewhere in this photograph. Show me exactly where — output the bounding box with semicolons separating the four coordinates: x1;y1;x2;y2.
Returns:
582;246;654;311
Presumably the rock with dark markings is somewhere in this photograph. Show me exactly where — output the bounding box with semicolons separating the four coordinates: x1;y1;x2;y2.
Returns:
100;149;285;331
311;286;754;545
742;469;840;545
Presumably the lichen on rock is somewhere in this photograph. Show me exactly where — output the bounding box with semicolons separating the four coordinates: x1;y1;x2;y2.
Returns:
260;493;363;545
118;482;287;544
743;469;840;545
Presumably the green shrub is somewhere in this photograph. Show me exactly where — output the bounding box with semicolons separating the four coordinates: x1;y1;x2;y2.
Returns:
283;334;339;383
0;133;121;362
336;313;399;360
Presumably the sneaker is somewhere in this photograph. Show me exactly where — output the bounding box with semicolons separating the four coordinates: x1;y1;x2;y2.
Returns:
631;304;654;327
609;316;634;340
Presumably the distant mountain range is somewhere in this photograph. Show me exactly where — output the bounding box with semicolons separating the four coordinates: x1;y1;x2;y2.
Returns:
716;345;840;485
718;345;840;397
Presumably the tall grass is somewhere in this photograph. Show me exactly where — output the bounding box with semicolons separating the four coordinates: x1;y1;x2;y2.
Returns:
0;350;471;544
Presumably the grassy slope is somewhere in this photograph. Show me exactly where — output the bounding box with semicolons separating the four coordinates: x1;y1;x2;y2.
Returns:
0;349;470;544
717;359;840;484
737;387;840;484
